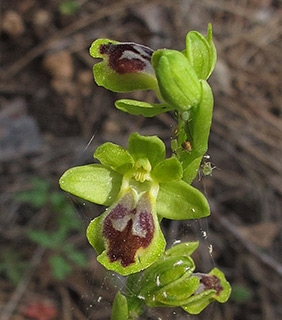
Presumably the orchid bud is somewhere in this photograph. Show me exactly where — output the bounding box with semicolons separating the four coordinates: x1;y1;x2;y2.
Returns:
152;49;201;111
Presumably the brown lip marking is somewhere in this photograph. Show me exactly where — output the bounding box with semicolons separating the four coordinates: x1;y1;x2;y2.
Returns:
103;193;155;267
99;42;154;74
200;274;223;295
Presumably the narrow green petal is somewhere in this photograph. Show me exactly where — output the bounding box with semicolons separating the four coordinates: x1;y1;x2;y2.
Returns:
156;180;210;220
90;39;158;92
59;164;122;206
128;132;166;168
115;99;174;117
94;142;134;174
152;157;183;183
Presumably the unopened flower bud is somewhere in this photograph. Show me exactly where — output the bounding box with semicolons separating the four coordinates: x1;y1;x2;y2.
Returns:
152;49;201;111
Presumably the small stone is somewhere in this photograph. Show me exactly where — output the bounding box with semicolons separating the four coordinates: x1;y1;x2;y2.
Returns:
2;10;25;37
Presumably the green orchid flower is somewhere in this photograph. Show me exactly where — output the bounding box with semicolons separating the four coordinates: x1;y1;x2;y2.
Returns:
59;133;210;275
120;242;231;318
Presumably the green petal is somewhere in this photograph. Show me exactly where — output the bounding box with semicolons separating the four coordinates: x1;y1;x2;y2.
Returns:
111;292;128;320
152;157;183;183
90;39;158;92
115;99;174;117
128;132;166;168
59;164;122;206
94;142;134;174
156;180;210;220
152;49;201;111
165;241;199;258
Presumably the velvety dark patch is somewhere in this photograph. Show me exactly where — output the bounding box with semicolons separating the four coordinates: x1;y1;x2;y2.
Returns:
200;274;223;295
100;42;153;74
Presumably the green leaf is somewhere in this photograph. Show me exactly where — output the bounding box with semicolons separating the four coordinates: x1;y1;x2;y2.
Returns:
90;39;158;93
157;180;210;220
152;157;183;183
152;49;201;111
94;142;134;174
115;99;174;117
111;292;128;320
48;255;72;280
179;80;213;182
185;24;217;80
59;164;122;206
128;133;165;168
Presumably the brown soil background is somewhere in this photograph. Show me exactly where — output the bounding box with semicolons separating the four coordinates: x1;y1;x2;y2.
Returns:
1;0;282;319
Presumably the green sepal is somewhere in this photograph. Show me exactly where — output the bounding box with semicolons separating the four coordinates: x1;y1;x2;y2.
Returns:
128;132;165;168
165;241;199;258
140;255;196;304
94;142;134;174
154;276;200;307
152;49;201;111
90;39;158;92
182;291;215;314
156;180;210;220
111;291;128;320
186;24;217;80
59;164;122;206
152;157;183;183
115;99;174;117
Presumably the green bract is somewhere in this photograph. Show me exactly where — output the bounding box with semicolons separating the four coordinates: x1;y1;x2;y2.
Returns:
60;133;210;275
185;24;217;80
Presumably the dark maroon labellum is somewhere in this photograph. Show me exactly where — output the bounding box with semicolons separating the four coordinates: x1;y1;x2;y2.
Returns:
100;42;154;75
103;192;155;267
200;274;223;295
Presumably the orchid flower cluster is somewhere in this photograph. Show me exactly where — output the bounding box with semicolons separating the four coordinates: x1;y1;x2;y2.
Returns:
59;24;231;318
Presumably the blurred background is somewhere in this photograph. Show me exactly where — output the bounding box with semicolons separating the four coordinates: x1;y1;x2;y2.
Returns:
1;0;282;319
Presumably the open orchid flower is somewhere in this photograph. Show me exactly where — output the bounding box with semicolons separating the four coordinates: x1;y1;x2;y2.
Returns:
59;133;210;275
